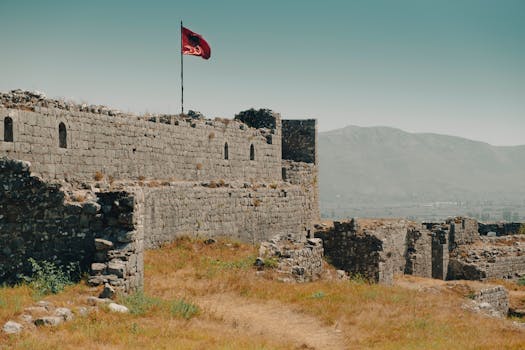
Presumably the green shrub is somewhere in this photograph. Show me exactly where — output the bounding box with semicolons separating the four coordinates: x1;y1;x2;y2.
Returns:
170;299;199;320
310;291;326;299
518;224;525;235
517;277;525;287
23;258;78;296
121;291;162;316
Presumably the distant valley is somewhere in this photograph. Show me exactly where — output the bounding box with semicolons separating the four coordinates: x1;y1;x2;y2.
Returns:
319;125;525;221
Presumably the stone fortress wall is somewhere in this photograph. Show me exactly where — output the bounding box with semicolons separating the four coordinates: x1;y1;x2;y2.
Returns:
0;91;282;183
0;90;319;292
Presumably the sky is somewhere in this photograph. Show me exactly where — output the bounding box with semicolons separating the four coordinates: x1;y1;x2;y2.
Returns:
0;0;524;146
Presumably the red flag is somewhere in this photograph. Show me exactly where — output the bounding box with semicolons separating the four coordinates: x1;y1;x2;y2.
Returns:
181;26;211;60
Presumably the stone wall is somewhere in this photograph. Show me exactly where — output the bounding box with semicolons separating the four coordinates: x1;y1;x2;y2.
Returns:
88;191;144;293
0;103;282;183
141;181;313;248
281;160;319;223
478;222;523;236
315;219;411;284
258;234;324;282
0;158;98;283
404;226;432;278
448;236;525;280
449;217;478;246
473;285;509;317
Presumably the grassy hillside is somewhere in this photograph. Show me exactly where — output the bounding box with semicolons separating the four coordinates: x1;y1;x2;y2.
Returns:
319;126;525;218
2;238;525;349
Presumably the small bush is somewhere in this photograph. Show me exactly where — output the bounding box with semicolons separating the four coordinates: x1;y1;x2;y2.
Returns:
23;258;78;296
170;299;199;320
518;224;525;235
262;257;279;269
121;291;162;316
517;277;525;286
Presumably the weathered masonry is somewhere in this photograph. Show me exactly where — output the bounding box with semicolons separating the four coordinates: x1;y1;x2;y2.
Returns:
0;90;319;293
315;217;525;284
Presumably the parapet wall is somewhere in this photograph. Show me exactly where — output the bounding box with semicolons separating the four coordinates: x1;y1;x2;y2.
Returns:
0;101;282;183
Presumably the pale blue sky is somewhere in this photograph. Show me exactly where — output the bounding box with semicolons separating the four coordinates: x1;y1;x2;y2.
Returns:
0;0;523;145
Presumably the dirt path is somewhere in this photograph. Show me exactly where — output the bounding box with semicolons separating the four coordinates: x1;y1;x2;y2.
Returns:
196;293;347;350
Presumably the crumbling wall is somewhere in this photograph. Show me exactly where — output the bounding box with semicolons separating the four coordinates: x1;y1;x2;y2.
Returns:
404;226;432;278
0;158;98;283
478;222;523;236
258;235;324;282
472;285;509;317
0;93;282;183
0;157;144;292
315;219;410;284
142;182;313;247
448;236;525;280
449;217;478;246
88;191;144;293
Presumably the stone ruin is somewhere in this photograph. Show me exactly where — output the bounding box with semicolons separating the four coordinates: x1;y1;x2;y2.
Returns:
1;89;524;298
0;90;319;293
315;217;525;284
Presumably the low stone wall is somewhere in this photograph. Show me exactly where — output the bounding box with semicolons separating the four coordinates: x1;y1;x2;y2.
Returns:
258;234;323;282
448;236;525;280
473;285;509;317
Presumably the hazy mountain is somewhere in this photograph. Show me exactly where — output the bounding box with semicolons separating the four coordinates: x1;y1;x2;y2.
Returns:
319;126;525;218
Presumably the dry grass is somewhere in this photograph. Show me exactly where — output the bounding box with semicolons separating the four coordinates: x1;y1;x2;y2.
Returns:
2;238;525;349
93;171;104;181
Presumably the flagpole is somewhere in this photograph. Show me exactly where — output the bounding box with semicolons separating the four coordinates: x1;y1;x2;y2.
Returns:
180;20;184;116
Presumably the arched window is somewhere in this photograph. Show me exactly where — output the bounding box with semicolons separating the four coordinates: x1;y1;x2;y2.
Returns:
59;122;67;148
224;142;229;160
250;144;255;161
4;117;13;142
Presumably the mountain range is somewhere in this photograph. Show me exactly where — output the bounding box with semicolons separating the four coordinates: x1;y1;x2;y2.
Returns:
318;126;525;219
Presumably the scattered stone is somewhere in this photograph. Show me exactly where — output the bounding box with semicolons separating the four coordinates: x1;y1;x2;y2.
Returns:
23;306;49;316
108;303;129;313
86;296;111;306
34;316;63;327
99;283;116;299
54;307;74;321
3;321;23;334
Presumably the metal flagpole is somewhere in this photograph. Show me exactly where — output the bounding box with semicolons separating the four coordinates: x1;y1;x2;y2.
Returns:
180;20;184;116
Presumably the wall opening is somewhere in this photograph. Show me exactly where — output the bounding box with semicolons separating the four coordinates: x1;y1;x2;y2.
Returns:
250;144;255;160
3;117;13;142
59;122;67;148
224;142;229;160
